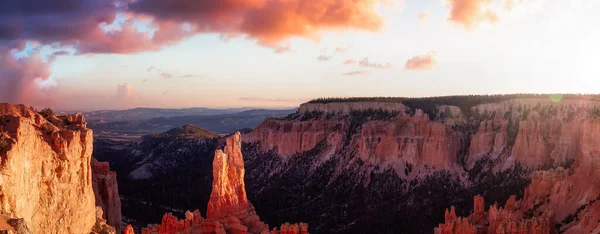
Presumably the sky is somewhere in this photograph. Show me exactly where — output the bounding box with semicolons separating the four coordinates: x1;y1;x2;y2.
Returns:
0;0;598;111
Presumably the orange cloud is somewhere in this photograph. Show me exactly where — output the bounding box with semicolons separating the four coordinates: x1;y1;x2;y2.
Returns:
447;0;499;29
130;0;385;50
418;11;430;23
343;59;356;65
342;71;368;76
405;51;437;70
2;0;385;55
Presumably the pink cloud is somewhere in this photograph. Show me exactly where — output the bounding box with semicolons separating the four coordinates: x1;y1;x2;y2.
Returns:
343;59;356;65
359;58;392;69
342;71;368;76
405;51;437;71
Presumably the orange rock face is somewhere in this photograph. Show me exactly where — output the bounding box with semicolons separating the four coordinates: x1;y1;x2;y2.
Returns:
435;195;554;234
138;132;307;234
92;159;122;232
124;225;135;234
0;104;111;233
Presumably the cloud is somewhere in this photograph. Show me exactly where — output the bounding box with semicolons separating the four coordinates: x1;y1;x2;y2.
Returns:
129;0;384;50
274;44;291;53
318;55;333;61
0;45;59;107
317;44;351;61
405;51;437;70
343;59;356;65
335;44;351;54
146;66;173;79
116;83;142;108
447;0;499;29
418;10;430;23
0;0;387;107
359;57;392;69
238;97;308;103
1;0;386;55
179;74;196;78
504;0;523;11
342;71;368;76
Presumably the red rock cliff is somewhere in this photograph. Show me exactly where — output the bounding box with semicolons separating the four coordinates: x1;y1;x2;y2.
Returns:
0;104;114;233
138;132;308;234
245;98;600;177
92;159;122;232
437;117;600;233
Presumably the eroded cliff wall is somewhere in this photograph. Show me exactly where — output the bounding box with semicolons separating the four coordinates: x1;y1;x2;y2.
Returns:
92;159;122;232
0;104;115;234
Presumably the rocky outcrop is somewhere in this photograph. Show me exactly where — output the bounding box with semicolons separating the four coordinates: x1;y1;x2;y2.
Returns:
124;225;135;234
435;195;554;234
92;159;122;232
0;104;114;233
137;132;307;234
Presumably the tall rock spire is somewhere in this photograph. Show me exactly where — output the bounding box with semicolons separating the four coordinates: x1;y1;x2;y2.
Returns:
207;132;250;219
139;132;308;234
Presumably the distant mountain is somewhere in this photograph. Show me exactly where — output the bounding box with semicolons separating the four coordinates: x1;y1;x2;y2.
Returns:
88;108;297;140
83;107;261;124
144;124;218;140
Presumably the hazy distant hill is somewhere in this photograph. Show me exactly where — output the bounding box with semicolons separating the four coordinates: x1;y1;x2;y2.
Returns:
84;107;257;123
88;108;297;140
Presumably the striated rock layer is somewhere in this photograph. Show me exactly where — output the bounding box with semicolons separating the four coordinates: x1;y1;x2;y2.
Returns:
246;98;600;177
137;132;307;234
92;159;122;232
436;118;600;233
0;104;115;234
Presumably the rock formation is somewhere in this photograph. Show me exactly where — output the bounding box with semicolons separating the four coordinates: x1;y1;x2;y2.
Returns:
436;118;600;233
0;104;115;233
435;195;554;234
240;96;600;233
245;98;600;177
137;132;307;234
92;159;122;232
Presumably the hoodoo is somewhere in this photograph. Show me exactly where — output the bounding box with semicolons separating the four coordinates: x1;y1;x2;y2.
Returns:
138;132;308;234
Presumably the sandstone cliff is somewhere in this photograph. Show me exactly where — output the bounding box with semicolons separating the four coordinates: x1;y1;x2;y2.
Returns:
246;98;600;178
436;117;600;233
0;104;115;233
241;96;600;233
137;132;307;234
92;159;122;232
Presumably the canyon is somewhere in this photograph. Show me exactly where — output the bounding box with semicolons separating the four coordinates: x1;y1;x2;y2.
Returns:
132;132;308;234
4;94;600;233
241;95;600;233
